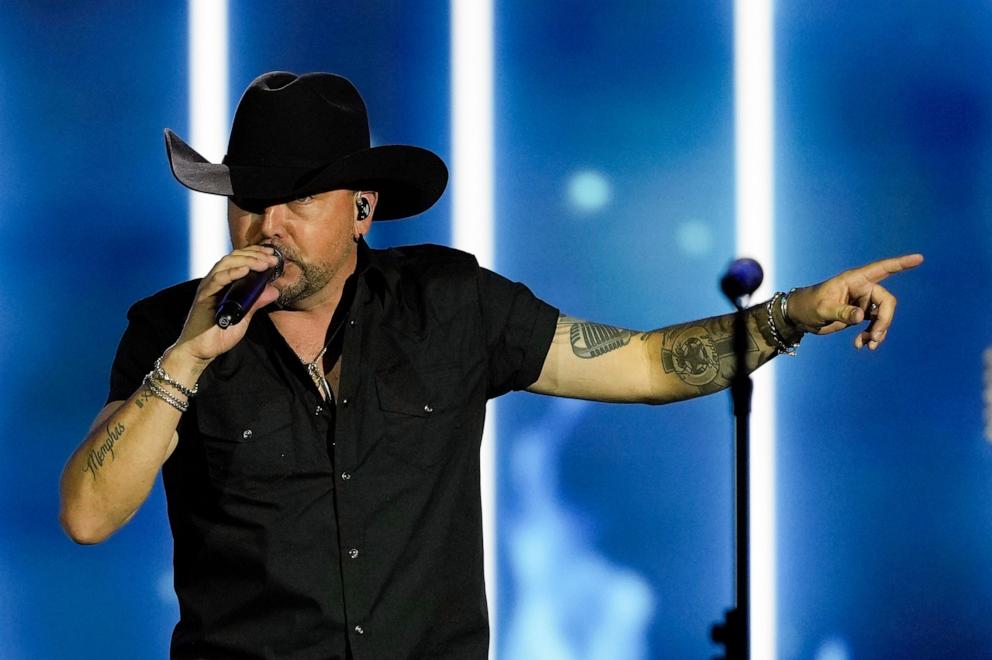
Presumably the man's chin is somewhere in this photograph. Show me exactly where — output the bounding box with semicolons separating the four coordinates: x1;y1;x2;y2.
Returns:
271;269;305;307
276;288;304;309
275;282;323;309
270;259;333;309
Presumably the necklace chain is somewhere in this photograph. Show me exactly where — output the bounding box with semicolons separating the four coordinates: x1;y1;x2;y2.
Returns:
296;311;348;402
301;345;332;401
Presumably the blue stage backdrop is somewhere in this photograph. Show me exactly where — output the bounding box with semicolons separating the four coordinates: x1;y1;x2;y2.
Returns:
1;2;990;659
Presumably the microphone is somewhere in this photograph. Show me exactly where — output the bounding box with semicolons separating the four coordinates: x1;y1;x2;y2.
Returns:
215;246;284;328
720;258;764;304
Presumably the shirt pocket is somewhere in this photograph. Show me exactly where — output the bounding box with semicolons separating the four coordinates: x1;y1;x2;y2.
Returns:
375;362;468;469
195;392;296;494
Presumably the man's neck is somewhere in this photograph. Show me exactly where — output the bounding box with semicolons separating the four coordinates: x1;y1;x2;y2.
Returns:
269;256;359;363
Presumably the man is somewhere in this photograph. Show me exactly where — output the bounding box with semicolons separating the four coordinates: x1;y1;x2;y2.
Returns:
59;72;921;659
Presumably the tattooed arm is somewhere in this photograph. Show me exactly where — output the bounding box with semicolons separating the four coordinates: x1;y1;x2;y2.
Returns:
59;346;205;544
527;308;784;404
527;254;924;403
60;245;281;544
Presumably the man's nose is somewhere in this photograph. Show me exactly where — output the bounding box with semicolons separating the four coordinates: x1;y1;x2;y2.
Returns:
258;203;288;238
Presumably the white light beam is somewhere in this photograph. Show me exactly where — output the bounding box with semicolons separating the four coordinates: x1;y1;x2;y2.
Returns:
451;1;497;657
734;1;777;658
188;0;230;278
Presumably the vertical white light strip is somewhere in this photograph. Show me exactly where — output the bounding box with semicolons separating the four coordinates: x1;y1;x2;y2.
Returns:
734;1;776;659
451;1;494;265
188;0;230;278
451;0;497;656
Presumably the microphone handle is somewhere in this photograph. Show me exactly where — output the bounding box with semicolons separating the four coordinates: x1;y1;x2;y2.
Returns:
215;246;284;329
215;270;273;328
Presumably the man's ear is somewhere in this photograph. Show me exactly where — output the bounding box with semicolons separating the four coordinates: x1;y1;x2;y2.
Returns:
355;191;379;238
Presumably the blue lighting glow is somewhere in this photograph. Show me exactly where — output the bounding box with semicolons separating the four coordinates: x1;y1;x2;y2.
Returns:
814;636;851;660
675;219;715;257
502;399;654;660
566;170;612;213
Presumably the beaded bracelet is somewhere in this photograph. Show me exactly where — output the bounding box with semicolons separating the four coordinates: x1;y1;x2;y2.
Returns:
153;356;198;398
143;373;189;413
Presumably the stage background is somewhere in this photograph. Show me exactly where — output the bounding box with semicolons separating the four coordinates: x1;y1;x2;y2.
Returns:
1;1;989;658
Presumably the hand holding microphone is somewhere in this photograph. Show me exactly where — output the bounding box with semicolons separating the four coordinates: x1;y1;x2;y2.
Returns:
168;245;284;372
215;245;284;328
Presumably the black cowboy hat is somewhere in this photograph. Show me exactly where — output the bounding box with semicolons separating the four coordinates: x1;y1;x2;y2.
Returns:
164;71;447;220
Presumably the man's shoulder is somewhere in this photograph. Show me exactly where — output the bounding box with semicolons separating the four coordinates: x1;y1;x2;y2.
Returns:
369;243;482;288
370;243;478;270
127;279;202;322
367;244;486;317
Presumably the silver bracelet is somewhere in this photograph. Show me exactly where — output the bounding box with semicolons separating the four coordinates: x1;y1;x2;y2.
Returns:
766;292;800;357
143;373;189;413
780;288;799;329
153;356;198;398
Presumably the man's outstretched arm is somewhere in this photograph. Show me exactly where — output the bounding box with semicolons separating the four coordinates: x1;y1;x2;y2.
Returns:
527;254;923;403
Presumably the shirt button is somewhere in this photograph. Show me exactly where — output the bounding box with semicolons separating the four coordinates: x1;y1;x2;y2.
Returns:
423;403;434;414
341;472;352;481
242;429;253;439
349;548;360;559
354;625;364;635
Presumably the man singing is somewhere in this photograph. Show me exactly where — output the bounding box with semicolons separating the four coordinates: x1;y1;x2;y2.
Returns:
59;72;921;659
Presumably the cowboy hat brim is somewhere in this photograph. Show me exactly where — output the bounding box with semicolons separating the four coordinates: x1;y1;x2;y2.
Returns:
164;129;447;221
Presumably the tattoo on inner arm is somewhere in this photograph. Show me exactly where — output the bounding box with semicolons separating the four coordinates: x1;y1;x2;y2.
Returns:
82;422;125;481
560;315;633;359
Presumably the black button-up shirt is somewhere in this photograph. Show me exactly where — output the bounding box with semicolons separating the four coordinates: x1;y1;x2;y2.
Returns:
107;242;558;660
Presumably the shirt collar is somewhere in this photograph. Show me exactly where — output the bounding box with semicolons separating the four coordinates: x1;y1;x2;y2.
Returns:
357;238;394;306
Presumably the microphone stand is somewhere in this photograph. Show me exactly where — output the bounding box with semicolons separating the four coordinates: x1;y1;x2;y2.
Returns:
711;297;751;660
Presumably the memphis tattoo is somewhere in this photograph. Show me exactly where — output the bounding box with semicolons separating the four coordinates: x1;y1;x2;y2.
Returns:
83;422;126;481
561;316;634;359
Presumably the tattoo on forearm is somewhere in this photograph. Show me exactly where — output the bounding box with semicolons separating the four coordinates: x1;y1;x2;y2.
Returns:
83;422;125;481
658;315;761;394
133;387;154;409
560;315;633;359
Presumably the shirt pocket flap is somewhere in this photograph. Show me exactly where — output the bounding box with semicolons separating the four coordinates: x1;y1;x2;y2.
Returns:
196;392;293;442
374;363;468;469
375;361;468;416
374;370;432;418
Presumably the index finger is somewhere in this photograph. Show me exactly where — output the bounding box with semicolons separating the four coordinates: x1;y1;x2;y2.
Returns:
852;253;924;283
